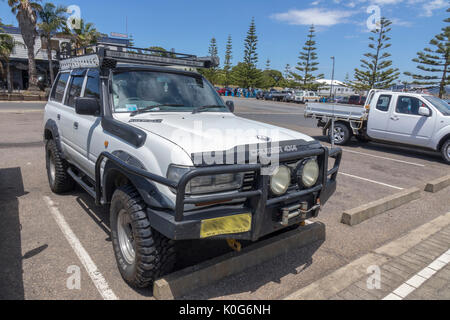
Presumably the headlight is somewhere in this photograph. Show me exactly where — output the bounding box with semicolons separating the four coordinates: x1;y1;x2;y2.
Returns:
270;166;291;196
300;159;320;188
167;165;244;195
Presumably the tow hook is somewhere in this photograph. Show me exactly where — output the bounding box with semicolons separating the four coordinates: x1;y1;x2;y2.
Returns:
281;201;321;226
227;239;242;252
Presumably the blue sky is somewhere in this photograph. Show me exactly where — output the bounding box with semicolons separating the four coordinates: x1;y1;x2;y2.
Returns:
0;0;448;81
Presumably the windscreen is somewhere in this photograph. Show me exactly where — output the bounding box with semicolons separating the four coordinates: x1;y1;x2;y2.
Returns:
424;96;450;116
111;71;227;113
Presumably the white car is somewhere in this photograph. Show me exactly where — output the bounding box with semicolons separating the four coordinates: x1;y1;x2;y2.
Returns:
305;89;450;163
294;91;320;103
43;44;342;288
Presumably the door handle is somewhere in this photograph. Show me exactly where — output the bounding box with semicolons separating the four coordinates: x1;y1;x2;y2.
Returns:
73;122;79;130
390;116;399;121
57;114;61;120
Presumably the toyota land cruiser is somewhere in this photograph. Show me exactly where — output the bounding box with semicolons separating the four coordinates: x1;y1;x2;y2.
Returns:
43;44;342;288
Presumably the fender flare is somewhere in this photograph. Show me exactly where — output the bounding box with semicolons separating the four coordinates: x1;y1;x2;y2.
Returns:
44;119;64;155
101;151;173;210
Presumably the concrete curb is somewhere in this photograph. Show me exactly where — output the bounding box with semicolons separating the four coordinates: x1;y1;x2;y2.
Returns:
341;187;421;226
153;222;325;300
425;175;450;193
285;212;450;300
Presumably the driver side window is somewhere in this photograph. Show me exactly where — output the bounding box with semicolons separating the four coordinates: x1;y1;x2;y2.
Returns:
396;96;426;116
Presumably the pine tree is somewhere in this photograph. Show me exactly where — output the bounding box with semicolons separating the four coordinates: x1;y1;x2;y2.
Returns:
223;35;233;87
265;59;271;70
405;8;449;98
291;25;323;90
233;18;261;88
202;37;219;84
351;18;399;91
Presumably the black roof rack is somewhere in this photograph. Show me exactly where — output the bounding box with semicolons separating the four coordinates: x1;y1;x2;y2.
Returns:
57;43;219;71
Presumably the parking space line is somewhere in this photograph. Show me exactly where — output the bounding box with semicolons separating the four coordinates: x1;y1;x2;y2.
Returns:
43;196;118;300
342;149;425;167
339;172;404;190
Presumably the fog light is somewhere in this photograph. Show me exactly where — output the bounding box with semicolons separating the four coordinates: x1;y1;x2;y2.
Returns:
270;166;291;196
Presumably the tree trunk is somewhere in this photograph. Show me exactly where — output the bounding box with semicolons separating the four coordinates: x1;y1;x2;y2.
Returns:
6;61;12;93
45;36;55;85
16;5;39;92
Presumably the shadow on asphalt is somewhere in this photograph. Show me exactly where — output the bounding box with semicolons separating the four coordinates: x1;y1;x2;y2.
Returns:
313;135;445;165
0;167;29;300
73;185;322;298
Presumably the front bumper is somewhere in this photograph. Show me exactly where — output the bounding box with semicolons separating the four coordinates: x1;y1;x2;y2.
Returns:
96;147;342;241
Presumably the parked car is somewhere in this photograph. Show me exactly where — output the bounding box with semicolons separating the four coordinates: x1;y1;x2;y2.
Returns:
216;87;227;96
43;44;342;288
348;95;367;106
293;91;320;103
335;96;350;104
256;90;267;100
305;89;450;163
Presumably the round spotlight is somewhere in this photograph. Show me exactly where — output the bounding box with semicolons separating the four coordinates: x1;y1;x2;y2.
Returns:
300;159;320;188
270;166;291;196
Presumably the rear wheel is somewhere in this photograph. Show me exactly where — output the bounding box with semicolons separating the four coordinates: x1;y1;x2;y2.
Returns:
110;185;177;288
329;123;352;145
45;139;74;194
441;139;450;164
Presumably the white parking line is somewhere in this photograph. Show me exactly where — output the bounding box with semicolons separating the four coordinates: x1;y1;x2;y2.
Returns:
383;249;450;300
342;149;425;167
43;196;118;300
339;172;404;190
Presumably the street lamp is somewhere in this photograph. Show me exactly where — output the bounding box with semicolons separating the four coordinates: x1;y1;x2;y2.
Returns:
330;56;335;100
330;56;336;149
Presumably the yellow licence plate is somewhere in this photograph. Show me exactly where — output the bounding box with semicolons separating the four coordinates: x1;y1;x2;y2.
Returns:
200;213;252;239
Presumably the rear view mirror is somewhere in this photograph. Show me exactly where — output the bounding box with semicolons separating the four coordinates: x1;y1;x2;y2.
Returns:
226;100;234;113
75;97;100;116
418;106;430;117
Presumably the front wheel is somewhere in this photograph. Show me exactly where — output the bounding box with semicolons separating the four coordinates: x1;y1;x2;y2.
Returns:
441;139;450;164
45;139;74;194
329;123;352;145
110;186;177;288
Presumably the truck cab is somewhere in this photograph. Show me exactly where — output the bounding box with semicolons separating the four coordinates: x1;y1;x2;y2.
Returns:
366;91;450;155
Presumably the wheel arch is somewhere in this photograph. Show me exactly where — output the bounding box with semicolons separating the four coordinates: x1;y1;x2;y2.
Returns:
44;119;63;154
437;133;450;152
102;151;173;210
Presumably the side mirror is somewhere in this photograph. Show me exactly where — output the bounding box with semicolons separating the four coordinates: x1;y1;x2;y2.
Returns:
418;106;431;117
225;100;235;113
75;97;100;116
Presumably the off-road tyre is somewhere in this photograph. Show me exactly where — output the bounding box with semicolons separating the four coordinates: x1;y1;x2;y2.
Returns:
328;122;352;145
110;185;177;288
45;139;74;194
441;139;450;164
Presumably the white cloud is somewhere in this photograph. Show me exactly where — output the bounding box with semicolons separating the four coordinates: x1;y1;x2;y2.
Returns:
272;8;356;26
422;0;448;17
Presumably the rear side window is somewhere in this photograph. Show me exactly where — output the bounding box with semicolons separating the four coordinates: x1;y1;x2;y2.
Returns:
84;69;100;100
50;73;70;103
376;95;392;112
66;76;85;107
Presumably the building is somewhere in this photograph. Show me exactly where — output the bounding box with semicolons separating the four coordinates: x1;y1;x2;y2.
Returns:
316;79;357;97
0;26;130;90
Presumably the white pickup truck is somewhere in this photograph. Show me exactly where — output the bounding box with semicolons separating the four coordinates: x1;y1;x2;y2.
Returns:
305;90;450;163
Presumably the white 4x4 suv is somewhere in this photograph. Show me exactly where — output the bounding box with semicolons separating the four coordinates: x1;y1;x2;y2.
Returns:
43;44;342;288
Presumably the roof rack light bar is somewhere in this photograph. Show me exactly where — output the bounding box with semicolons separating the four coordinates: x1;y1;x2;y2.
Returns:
58;43;219;71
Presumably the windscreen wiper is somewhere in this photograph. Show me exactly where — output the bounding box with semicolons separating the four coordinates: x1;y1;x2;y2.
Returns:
130;104;184;117
192;105;224;114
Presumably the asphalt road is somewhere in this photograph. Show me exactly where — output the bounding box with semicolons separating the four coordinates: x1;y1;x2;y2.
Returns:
0;99;449;300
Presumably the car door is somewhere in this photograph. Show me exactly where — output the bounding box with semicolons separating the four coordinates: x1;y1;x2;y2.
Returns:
385;95;436;147
68;69;102;177
367;94;393;140
47;72;71;152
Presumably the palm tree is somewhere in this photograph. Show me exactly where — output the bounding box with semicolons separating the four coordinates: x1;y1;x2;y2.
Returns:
8;0;42;91
0;34;17;93
71;19;100;53
38;2;66;84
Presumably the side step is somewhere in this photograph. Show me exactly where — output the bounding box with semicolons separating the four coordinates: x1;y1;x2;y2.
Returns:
67;168;97;199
